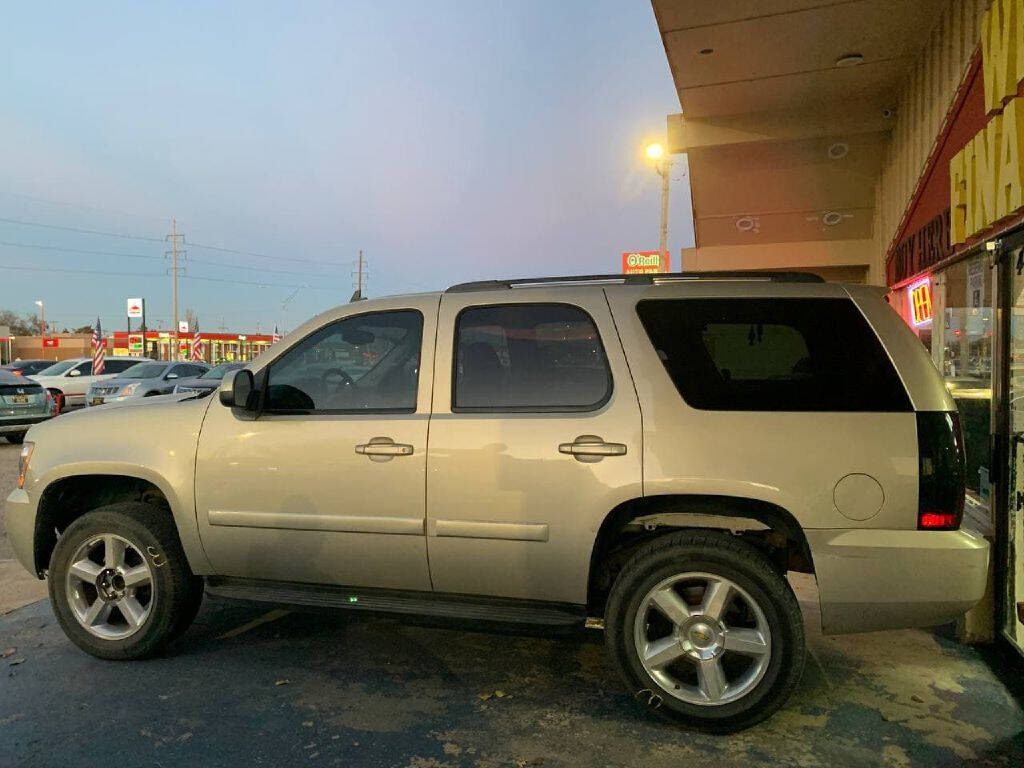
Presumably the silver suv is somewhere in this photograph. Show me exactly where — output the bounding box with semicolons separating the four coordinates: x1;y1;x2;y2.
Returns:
4;273;989;732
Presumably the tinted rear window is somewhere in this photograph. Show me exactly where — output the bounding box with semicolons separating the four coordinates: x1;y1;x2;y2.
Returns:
636;298;911;412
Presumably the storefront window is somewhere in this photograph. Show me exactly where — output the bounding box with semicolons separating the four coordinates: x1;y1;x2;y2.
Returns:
937;256;993;510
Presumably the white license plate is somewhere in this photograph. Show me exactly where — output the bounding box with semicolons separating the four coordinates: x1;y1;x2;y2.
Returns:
11;395;28;404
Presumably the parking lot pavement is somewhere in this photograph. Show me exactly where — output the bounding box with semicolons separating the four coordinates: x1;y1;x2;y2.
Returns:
0;442;48;615
1;578;1021;768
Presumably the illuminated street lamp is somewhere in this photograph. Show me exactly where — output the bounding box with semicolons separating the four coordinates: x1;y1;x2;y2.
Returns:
34;300;45;337
645;142;670;266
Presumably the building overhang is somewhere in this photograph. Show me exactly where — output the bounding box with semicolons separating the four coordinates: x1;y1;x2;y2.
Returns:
653;0;946;278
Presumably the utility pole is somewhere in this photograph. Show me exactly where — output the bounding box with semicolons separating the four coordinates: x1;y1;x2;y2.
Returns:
357;249;364;297
351;250;367;302
166;218;185;360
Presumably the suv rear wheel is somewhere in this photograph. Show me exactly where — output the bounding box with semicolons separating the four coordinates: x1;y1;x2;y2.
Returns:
48;502;204;660
605;530;804;732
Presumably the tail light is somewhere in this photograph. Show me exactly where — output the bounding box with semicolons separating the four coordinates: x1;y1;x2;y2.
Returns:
11;370;23;376
916;412;966;530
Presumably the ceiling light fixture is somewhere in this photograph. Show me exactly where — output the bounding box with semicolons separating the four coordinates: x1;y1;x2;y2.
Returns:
822;211;844;226
835;53;865;68
828;142;850;160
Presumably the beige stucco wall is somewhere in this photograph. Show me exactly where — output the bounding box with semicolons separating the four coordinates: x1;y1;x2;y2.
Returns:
682;240;873;283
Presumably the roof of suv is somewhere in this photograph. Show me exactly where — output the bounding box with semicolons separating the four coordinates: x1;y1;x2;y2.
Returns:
444;271;824;293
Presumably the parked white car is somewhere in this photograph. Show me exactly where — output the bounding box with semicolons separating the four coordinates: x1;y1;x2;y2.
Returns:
29;357;153;411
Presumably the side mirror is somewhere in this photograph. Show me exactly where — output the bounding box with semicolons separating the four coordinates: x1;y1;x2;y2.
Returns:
166;372;179;380
69;369;82;377
220;369;256;409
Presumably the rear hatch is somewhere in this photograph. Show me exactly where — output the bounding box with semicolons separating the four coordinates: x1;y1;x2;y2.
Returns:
0;382;48;416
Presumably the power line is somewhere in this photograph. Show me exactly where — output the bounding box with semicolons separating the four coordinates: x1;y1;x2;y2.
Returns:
0;261;351;293
0;216;165;243
0;214;353;271
0;239;351;279
185;238;349;268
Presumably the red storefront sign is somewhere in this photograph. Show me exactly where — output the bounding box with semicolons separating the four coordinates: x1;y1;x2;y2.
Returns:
886;56;988;286
42;338;59;348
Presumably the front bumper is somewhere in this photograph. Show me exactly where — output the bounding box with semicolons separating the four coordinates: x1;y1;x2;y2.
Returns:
4;488;36;575
807;528;990;634
0;415;53;434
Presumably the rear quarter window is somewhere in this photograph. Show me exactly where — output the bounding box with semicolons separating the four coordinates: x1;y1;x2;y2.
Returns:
636;298;912;412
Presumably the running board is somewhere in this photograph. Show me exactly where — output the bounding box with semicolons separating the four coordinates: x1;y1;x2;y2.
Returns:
205;577;587;628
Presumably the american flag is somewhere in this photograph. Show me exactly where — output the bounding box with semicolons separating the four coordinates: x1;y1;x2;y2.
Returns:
91;317;105;375
272;326;281;343
190;325;204;362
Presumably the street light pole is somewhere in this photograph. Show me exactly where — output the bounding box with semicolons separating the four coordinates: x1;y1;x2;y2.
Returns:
645;142;671;269
35;300;45;338
658;157;670;266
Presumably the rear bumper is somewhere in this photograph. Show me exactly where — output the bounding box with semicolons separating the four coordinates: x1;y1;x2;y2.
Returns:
806;528;990;634
0;415;53;434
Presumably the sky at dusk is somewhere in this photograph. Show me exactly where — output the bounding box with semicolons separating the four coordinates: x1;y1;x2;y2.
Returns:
0;1;692;334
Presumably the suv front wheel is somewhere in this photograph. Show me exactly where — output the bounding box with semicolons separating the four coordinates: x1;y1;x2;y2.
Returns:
48;502;204;660
605;530;805;732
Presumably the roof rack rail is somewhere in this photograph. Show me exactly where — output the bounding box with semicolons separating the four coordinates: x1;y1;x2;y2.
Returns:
445;271;824;293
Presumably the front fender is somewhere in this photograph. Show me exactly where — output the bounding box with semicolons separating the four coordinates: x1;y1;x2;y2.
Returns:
22;396;215;574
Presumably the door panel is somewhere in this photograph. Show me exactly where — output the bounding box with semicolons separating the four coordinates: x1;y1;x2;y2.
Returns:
425;289;643;604
195;296;439;590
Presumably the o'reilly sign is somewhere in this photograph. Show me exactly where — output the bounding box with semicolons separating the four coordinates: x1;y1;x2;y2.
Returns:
622;251;670;274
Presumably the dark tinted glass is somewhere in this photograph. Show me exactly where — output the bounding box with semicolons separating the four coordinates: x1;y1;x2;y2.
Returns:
266;310;422;413
636;298;911;412
104;359;140;374
454;304;611;411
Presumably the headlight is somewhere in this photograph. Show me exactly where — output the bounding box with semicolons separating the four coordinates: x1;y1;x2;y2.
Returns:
17;442;34;489
121;382;141;396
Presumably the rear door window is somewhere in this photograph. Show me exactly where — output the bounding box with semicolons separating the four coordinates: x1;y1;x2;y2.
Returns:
636;298;911;412
453;303;611;411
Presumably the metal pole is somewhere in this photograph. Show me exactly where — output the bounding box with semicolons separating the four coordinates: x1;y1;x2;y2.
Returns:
171;217;179;361
659;158;670;267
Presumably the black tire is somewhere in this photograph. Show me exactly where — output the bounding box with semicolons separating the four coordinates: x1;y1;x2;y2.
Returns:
5;432;26;444
604;530;805;733
47;502;202;660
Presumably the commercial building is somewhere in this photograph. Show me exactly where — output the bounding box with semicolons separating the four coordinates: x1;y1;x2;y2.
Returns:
653;0;1023;652
110;331;276;363
5;334;94;363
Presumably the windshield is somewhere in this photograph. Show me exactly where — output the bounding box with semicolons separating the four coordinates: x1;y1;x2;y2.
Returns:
118;363;168;379
201;363;243;380
36;359;80;376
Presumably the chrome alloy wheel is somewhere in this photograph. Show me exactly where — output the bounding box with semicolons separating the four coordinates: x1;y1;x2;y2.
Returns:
64;534;155;640
633;572;771;706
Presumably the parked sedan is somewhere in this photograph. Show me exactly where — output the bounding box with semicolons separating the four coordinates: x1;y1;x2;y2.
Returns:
86;361;210;406
0;359;53;377
31;356;153;411
172;362;246;395
0;369;57;443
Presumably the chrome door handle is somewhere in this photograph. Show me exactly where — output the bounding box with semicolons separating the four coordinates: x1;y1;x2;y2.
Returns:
355;437;414;461
558;435;627;462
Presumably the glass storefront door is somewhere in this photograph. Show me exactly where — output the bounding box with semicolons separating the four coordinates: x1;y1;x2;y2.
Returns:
1004;246;1024;652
